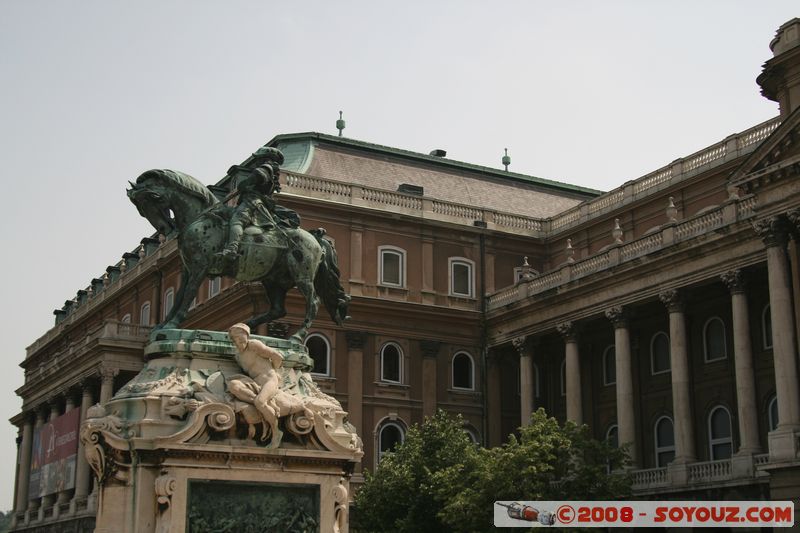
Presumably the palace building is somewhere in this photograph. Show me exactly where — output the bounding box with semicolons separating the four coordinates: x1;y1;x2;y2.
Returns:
9;17;800;532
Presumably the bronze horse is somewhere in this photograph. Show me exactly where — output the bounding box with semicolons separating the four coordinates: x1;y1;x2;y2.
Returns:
127;168;349;340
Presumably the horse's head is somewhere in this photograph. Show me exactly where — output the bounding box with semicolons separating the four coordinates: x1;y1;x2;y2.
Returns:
127;180;177;236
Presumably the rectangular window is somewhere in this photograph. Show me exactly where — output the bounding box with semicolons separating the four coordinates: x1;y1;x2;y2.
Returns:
209;277;221;298
449;258;474;298
379;247;405;288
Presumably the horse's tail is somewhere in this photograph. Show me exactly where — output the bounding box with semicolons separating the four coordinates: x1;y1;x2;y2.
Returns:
311;228;351;326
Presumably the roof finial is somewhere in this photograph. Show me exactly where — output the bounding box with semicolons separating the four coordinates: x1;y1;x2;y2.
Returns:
502;148;511;172
336;110;346;137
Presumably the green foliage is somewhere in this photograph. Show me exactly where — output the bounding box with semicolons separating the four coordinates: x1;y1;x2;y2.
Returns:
353;409;631;533
353;410;476;533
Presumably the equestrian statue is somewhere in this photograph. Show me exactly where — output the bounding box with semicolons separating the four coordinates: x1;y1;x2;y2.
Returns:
127;146;350;341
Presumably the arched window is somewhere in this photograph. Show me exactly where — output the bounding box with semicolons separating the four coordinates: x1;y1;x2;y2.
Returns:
651;332;671;375
380;342;403;383
208;276;221;298
768;395;779;432
140;302;151;326
121;313;131;324
377;421;405;461
163;287;175;319
449;257;475;298
603;345;616;386
305;334;330;376
560;359;566;397
463;426;480;445
708;406;733;460
606;424;619;447
762;304;772;349
378;246;406;288
655;416;675;467
703;317;727;362
606;424;619;473
452;352;474;390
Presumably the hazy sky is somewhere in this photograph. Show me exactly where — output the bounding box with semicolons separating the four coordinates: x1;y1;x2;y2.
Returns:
0;1;796;510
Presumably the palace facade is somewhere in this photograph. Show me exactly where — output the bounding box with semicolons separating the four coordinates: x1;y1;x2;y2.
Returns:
9;17;800;532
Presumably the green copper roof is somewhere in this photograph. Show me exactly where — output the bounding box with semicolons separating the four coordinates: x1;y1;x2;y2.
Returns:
267;132;602;198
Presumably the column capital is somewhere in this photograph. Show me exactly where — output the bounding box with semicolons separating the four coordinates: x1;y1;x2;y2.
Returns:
420;340;440;358
659;289;684;313
511;336;528;356
98;365;119;381
753;216;790;248
556;321;578;342
345;331;367;350
786;208;800;233
720;269;747;294
605;306;629;328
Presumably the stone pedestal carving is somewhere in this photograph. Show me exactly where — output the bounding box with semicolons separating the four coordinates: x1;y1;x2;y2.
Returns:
81;328;362;533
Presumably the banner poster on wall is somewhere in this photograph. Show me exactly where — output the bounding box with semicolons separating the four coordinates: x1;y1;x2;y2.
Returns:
28;408;80;499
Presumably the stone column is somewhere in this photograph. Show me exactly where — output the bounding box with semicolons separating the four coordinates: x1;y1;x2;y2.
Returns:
99;366;119;404
27;408;46;518
14;415;33;518
41;400;62;514
55;395;77;515
345;331;365;437
487;353;502;447
420;341;440;419
659;290;696;463
721;270;761;454
756;216;800;459
513;336;534;426
606;306;638;467
557;322;582;425
73;383;94;506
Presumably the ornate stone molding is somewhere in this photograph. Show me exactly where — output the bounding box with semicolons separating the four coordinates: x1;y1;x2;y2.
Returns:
420;340;440;359
753;216;789;248
98;365;119;382
720;269;747;294
511;336;528;356
154;473;176;533
556;322;578;342
605;306;629;328
345;331;366;351
659;289;684;313
332;477;349;533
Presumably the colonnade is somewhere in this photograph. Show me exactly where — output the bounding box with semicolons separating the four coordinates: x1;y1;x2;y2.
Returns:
512;212;800;468
12;366;118;526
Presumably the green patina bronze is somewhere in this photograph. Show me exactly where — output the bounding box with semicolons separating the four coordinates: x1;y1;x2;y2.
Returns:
127;147;350;341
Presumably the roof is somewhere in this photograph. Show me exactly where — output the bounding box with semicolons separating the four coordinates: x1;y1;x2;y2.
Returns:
266;132;602;197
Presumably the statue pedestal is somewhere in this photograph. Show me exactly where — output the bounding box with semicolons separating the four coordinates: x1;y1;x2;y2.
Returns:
82;329;361;533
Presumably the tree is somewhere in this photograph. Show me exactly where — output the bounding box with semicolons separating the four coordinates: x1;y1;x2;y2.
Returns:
353;410;477;533
353;409;631;533
436;409;631;532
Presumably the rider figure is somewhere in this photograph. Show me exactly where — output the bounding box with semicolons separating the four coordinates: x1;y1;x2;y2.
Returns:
219;147;299;260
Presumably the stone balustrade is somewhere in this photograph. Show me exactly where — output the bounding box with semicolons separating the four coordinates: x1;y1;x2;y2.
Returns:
488;197;757;311
630;454;772;494
281;117;781;238
23;319;151;387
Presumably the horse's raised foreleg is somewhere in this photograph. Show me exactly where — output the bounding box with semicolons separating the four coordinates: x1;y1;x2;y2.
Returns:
245;282;288;330
290;278;318;343
161;269;206;329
